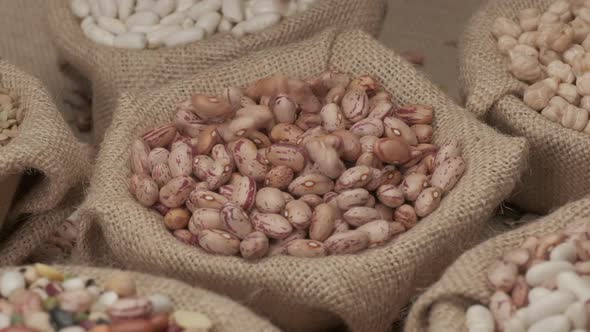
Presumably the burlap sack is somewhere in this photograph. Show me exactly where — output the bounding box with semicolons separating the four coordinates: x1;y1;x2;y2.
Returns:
459;0;590;215
0;265;279;332
0;59;92;234
47;0;387;141
0;0;91;139
404;196;590;332
76;28;528;332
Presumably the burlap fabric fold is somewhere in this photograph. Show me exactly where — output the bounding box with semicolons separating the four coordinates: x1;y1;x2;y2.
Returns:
405;196;590;332
0;265;280;332
47;0;387;141
459;0;590;214
0;59;92;234
76;29;528;332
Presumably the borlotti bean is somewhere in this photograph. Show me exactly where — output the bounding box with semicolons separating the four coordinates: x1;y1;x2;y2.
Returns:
128;72;467;259
0;88;22;147
465;218;590;332
71;0;318;49
492;0;590;134
0;264;214;331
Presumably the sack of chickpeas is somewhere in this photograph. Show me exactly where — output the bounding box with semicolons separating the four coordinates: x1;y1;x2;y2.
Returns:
459;0;590;214
75;28;528;332
0;264;279;331
405;195;590;332
0;0;92;135
47;0;387;140
0;59;92;235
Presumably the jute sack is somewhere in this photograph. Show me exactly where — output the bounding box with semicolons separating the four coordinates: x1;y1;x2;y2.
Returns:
0;265;280;332
76;28;528;332
0;0;90;136
459;0;590;215
0;188;81;266
47;0;387;141
0;59;93;234
404;197;590;332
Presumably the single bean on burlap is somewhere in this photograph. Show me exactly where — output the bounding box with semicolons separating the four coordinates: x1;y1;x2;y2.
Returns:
405;195;590;332
0;265;280;332
459;0;590;215
75;28;528;332
47;0;387;141
0;59;92;236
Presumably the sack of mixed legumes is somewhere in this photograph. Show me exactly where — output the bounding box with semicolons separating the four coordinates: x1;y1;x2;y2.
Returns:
47;0;387;140
0;59;92;233
459;0;590;214
405;195;590;332
0;264;279;331
75;28;528;332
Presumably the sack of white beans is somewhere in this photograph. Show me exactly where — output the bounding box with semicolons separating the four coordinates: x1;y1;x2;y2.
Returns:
405;196;590;332
459;0;590;215
73;29;528;332
47;0;386;141
0;59;92;235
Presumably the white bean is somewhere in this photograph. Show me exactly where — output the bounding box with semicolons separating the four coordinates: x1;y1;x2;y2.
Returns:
164;27;205;47
522;291;575;326
250;0;287;16
465;305;494;332
525;261;574;287
196;11;222;35
231;12;281;36
83;23;115;46
98;0;117;18
503;317;526;332
528;315;570;332
88;0;102;17
222;0;244;23
97;16;127;34
125;11;160;27
176;0;195;12
188;0;222;20
550;242;577;262
564;301;587;329
528;287;552;303
71;0;90;18
129;24;161;33
118;0;135;20
160;12;186;25
81;16;95;32
182;18;195;29
113;32;147;49
556;271;590;301
152;0;175;17
135;0;156;11
218;18;233;32
147;25;181;48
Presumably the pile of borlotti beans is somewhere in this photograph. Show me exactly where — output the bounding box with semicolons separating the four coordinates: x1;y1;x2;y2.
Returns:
128;71;466;259
466;219;590;332
0;264;213;331
493;0;590;133
71;0;318;49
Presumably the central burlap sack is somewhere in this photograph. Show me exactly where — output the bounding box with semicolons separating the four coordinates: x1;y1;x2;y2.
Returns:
404;196;590;332
0;265;279;332
75;28;528;332
459;0;590;215
47;0;387;141
0;59;92;232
